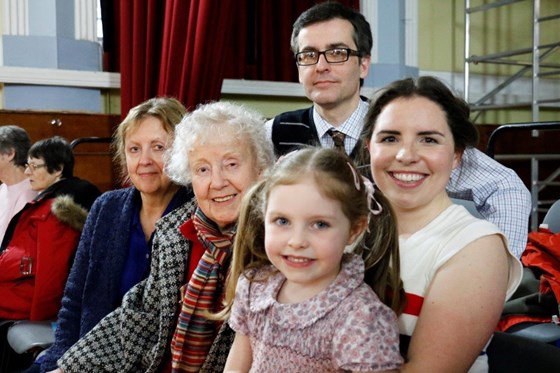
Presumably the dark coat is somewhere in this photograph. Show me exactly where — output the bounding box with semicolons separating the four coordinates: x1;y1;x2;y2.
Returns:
39;186;192;373
57;199;233;373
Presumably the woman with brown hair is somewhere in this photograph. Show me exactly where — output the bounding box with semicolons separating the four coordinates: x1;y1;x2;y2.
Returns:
37;97;191;373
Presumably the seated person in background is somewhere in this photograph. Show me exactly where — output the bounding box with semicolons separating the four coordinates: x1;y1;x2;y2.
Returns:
34;97;192;373
267;1;531;258
362;76;522;372
0;136;100;321
0;125;37;243
223;147;403;372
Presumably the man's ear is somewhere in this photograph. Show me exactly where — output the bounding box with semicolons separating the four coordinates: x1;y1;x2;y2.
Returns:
359;55;371;80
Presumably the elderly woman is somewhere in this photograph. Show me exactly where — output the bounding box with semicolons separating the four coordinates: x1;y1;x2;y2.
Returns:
362;76;522;372
0;125;37;243
0;136;100;321
32;97;192;373
49;101;275;373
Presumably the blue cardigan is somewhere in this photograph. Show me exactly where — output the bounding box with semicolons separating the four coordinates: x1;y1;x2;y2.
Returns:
39;186;192;372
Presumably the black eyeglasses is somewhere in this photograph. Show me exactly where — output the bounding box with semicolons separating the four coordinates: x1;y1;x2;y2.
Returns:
295;48;361;66
25;163;47;171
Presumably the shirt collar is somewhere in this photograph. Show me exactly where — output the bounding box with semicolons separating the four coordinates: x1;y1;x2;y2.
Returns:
313;100;368;141
250;253;364;328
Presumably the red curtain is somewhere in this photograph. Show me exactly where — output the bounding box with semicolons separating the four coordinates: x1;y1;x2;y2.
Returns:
104;0;237;116
119;1;166;115
101;0;359;116
220;0;312;82
157;1;237;110
222;0;359;82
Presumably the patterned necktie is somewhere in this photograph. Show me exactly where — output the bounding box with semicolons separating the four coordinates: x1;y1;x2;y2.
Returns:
327;129;346;153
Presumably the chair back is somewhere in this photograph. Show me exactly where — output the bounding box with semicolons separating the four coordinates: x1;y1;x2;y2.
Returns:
542;200;560;233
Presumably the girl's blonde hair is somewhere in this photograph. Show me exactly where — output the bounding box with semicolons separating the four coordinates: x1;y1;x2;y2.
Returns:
220;147;404;318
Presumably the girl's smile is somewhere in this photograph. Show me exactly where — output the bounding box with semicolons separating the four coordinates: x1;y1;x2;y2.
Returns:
264;176;362;302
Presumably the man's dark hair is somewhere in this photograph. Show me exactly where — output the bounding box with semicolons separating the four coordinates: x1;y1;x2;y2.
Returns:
290;1;373;58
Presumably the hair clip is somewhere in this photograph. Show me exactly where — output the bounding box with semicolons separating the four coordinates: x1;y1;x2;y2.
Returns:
347;161;362;190
363;178;382;216
347;162;382;216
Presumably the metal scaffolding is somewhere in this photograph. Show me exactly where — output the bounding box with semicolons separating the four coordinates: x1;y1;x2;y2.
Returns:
464;0;560;230
464;0;560;121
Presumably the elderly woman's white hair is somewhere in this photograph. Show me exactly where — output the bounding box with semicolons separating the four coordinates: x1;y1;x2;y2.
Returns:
165;101;275;186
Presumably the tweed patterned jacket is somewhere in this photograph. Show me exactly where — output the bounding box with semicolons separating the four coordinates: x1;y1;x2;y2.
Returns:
57;198;235;373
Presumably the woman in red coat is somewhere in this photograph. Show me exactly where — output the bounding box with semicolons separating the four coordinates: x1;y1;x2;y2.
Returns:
0;136;100;321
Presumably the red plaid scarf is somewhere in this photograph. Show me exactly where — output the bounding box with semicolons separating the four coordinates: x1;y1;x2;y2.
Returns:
170;208;234;372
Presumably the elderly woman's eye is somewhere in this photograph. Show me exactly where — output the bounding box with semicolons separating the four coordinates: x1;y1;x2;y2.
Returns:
196;166;210;175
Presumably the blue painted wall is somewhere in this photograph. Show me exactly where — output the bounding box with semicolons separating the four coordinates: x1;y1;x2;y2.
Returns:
4;85;101;112
365;0;418;88
2;1;102;112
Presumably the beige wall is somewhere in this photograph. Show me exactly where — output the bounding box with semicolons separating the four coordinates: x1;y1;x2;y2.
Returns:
221;95;311;119
419;0;560;74
102;90;122;115
420;0;560;124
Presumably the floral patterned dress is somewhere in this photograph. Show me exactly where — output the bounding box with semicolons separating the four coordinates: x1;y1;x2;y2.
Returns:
229;254;403;372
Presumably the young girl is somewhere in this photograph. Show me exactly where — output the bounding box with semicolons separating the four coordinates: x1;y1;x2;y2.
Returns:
222;147;404;372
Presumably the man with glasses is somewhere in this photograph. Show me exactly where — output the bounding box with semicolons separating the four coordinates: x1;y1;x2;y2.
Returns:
266;1;531;260
267;2;370;159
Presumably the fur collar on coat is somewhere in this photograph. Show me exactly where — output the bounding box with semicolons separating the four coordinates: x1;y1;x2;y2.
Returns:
51;194;89;231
